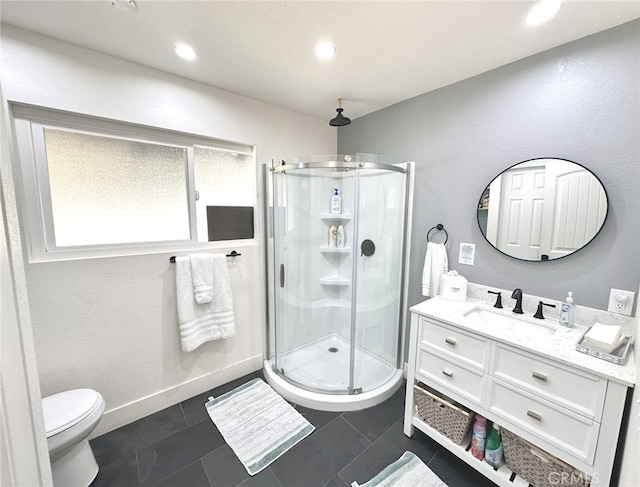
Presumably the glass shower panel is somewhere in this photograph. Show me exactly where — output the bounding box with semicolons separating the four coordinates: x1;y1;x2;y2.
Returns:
352;168;407;393
272;168;354;392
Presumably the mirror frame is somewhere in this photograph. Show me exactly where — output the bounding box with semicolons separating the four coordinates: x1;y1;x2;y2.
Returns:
477;157;609;262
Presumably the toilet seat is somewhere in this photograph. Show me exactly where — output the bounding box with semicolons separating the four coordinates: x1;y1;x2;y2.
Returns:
43;389;102;438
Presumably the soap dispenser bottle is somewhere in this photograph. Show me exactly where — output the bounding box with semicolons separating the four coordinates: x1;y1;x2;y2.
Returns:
331;188;342;214
559;292;575;328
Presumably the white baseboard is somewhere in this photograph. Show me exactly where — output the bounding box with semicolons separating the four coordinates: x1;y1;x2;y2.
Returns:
92;354;263;437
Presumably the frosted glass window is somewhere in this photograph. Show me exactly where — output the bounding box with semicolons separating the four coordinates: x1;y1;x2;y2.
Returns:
194;146;254;242
11;104;255;261
43;128;190;246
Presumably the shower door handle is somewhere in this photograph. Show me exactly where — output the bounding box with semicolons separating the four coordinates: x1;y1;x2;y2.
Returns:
280;263;285;288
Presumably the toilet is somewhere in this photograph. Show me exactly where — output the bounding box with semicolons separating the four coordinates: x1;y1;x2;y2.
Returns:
42;389;105;487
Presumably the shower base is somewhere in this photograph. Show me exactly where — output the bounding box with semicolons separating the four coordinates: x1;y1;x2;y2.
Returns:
264;333;403;412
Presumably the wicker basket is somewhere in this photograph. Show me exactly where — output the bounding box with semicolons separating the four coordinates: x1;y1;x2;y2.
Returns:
413;382;474;444
502;428;590;487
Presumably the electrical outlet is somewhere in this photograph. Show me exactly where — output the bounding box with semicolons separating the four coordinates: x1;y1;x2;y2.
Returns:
607;289;635;316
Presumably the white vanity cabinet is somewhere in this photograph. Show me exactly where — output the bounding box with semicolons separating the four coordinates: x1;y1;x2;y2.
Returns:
414;319;489;406
404;300;635;487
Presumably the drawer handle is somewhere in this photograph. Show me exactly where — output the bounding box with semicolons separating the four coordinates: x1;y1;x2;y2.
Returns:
531;371;548;382
444;337;457;346
442;369;454;378
527;410;542;422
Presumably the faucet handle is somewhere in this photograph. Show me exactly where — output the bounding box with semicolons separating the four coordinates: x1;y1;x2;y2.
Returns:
533;301;556;320
487;290;503;309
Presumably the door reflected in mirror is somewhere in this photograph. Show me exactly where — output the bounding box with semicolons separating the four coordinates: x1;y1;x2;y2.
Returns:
477;158;608;261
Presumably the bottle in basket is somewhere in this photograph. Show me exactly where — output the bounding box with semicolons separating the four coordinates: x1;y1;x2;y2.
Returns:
471;415;487;460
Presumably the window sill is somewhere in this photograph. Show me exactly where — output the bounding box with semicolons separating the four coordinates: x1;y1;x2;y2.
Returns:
27;239;260;264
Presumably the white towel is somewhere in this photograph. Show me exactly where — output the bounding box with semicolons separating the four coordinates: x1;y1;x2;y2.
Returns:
190;253;214;304
422;242;448;297
175;254;235;352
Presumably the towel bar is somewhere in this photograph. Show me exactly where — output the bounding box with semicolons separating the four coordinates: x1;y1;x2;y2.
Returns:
170;251;241;263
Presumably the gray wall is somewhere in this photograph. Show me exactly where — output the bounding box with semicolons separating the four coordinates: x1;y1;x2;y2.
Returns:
338;20;639;316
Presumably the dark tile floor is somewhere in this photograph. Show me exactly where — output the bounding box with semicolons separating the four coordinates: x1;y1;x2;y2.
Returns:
89;370;496;487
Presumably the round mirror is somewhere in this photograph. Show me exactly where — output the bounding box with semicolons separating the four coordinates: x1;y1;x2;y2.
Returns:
477;158;608;262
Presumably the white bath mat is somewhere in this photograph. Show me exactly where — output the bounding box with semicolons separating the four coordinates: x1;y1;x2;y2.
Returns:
205;378;314;475
351;451;448;487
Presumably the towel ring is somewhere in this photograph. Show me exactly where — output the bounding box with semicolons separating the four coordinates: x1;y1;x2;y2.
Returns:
427;224;448;244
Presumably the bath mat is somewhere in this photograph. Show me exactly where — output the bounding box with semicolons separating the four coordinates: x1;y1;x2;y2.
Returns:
205;378;314;475
351;451;448;487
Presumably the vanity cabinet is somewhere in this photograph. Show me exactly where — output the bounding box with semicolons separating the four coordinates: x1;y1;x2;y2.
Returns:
415;320;489;405
404;305;633;487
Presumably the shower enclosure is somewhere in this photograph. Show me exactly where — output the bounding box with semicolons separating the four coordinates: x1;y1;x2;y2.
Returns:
263;155;413;411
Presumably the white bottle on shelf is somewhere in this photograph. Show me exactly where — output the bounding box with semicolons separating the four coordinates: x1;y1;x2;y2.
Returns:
331;188;342;214
336;225;345;248
329;225;337;247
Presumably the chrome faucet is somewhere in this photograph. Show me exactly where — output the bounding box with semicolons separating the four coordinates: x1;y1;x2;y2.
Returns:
511;288;524;314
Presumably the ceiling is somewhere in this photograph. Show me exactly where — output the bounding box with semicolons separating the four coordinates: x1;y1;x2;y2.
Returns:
1;1;638;121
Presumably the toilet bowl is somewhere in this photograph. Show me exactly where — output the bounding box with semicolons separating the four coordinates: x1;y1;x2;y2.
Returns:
42;389;105;487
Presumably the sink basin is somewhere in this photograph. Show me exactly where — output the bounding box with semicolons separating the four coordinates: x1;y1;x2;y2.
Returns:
462;306;556;339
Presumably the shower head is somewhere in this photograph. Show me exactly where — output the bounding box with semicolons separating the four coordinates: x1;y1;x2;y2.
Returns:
329;98;351;127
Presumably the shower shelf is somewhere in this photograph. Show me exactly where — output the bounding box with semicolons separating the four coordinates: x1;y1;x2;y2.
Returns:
320;213;352;222
319;276;351;286
320;246;351;254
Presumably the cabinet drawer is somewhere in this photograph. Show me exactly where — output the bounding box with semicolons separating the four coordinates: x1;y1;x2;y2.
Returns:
489;380;599;464
416;349;484;405
492;345;606;420
419;318;488;370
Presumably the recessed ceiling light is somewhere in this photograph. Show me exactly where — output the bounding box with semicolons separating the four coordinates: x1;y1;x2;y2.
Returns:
314;42;336;60
110;0;137;13
175;43;197;61
526;0;562;26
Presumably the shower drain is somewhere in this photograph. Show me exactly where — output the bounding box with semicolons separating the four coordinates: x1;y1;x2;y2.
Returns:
328;347;339;353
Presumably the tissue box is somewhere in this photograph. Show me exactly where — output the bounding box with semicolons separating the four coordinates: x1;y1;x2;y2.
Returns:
440;272;467;302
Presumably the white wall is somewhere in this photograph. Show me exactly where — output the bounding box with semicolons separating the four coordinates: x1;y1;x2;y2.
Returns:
0;25;336;435
0;79;52;487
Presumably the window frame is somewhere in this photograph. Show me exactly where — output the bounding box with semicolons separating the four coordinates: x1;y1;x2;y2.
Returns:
11;104;255;262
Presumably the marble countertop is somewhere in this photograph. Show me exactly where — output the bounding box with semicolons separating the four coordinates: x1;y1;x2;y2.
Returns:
410;296;636;387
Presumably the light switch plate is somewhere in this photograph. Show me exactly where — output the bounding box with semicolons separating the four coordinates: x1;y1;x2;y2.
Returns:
607;289;635;316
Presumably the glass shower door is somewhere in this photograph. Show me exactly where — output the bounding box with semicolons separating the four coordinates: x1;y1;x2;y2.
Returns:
352;167;407;393
271;167;354;393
